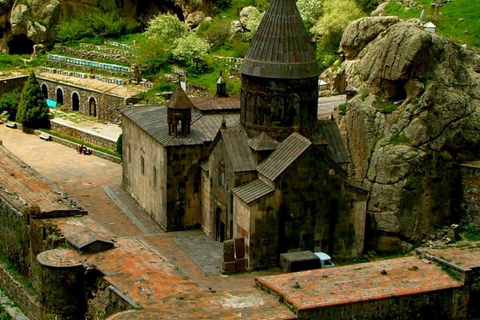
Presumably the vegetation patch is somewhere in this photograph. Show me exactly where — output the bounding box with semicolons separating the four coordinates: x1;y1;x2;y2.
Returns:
373;97;399;114
384;0;480;49
338;103;348;115
462;224;480;241
389;132;409;144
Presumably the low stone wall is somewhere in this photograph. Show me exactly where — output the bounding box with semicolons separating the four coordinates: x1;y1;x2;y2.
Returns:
296;288;468;320
458;163;480;226
33;129;121;164
0;261;41;320
50;121;117;150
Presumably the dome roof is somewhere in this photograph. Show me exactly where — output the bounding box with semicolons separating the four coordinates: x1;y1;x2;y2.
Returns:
240;0;320;79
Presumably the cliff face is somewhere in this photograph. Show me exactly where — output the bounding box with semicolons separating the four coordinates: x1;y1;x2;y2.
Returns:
0;0;207;53
336;17;480;252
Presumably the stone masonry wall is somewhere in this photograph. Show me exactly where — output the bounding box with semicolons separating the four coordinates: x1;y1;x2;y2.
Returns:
458;164;480;226
38;77;126;124
50;121;118;150
0;76;27;96
297;287;468;320
0;261;41;320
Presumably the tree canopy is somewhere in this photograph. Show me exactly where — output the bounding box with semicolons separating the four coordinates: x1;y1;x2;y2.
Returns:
0;89;20;121
16;73;49;129
172;33;210;69
144;13;188;43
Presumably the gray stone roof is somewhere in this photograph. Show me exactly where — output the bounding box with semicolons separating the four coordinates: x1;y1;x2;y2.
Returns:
257;132;311;181
221;127;257;172
190;96;240;113
316;121;350;164
166;87;194;109
241;0;320;79
249;132;279;151
122;106;239;147
233;179;274;204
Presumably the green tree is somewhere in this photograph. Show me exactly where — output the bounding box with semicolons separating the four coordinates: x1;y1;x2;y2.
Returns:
135;37;171;77
297;0;324;25
0;89;20;121
144;14;188;43
311;0;363;52
197;19;231;50
16;73;49;129
172;33;210;71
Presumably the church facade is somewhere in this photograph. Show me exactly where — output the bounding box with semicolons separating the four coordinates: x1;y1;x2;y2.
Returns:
122;0;368;270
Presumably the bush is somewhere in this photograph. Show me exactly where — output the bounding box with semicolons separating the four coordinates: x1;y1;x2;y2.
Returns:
16;72;50;129
197;19;231;50
56;8;128;42
0;89;20;121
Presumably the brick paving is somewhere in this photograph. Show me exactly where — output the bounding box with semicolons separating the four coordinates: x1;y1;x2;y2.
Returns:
422;243;480;269
256;256;463;311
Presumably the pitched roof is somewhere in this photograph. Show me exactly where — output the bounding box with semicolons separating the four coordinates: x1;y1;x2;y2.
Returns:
241;0;320;79
249;132;279;151
166;87;194;110
221;127;257;172
233;179;274;204
316;121;350;164
122;106;239;147
257;132;311;181
190;96;240;113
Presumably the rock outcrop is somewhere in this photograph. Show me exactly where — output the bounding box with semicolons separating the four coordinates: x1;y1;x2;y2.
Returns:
335;17;480;252
0;0;60;53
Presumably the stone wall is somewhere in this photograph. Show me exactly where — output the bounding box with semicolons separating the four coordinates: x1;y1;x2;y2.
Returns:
38;77;126;124
458;164;480;226
0;75;28;96
0;261;41;320
296;288;468;320
49;121;118;150
122;115;169;230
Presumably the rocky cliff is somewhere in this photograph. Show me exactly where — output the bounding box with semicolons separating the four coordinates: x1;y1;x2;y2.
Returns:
0;0;208;53
335;17;480;252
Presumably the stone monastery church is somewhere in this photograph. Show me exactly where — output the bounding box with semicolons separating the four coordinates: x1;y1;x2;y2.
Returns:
122;0;368;270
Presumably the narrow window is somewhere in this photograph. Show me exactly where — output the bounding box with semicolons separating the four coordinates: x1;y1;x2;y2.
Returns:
128;144;131;163
141;156;145;175
153;166;157;188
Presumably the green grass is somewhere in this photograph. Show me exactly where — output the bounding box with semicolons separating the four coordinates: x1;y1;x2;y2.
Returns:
384;0;480;50
373;97;399;114
38;128;120;158
389;132;409;144
462;224;480;241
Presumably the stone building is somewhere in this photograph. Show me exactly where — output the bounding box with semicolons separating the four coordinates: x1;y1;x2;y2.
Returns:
121;0;368;269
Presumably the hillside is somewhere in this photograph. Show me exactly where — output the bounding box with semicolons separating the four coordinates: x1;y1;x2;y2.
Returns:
384;0;480;50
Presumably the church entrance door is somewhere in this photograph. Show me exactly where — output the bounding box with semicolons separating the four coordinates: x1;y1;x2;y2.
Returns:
216;208;225;242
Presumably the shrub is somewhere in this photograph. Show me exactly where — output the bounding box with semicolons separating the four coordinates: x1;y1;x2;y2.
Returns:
116;134;123;157
338;103;347;115
16;72;50;129
0;89;20;121
389;132;409;144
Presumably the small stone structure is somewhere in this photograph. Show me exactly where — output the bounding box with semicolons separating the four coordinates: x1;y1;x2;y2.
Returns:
37;249;86;320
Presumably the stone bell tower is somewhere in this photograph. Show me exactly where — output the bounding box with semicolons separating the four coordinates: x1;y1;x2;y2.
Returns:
167;87;193;137
240;0;320;141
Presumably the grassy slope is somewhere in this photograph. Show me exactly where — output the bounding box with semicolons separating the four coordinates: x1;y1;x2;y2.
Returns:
384;0;480;50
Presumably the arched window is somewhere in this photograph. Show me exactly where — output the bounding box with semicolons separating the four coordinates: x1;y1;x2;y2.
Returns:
271;95;284;125
256;93;268;125
56;88;63;105
89;97;97;117
72;92;79;112
41;84;48;99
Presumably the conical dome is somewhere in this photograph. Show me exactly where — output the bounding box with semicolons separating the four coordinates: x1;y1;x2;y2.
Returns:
241;0;320;79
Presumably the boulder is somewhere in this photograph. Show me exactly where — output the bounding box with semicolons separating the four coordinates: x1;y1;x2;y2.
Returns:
341;16;399;59
337;17;480;252
239;6;259;31
185;10;205;29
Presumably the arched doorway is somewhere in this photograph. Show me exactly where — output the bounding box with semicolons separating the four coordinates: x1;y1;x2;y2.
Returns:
72;92;79;111
41;84;48;99
215;207;225;242
56;88;63;106
89;97;97;117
